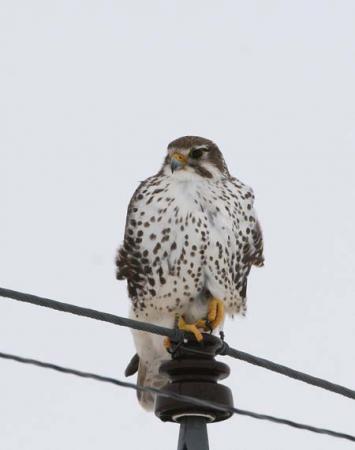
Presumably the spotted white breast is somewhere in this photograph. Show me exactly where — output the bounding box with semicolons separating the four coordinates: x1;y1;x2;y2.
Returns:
117;169;262;324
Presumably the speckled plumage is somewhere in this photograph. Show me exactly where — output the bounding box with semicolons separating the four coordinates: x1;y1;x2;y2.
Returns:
116;136;264;410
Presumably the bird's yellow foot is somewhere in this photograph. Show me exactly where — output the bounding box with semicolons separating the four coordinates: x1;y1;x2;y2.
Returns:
163;301;224;349
177;316;204;342
163;337;172;349
163;317;205;349
206;298;225;330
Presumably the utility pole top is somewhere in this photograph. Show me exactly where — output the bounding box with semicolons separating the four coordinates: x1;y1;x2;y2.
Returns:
155;335;234;450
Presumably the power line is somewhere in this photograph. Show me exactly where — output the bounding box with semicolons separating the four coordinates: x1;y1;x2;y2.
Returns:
1;286;355;402
0;287;184;341
1;350;354;444
223;347;355;401
187;345;355;402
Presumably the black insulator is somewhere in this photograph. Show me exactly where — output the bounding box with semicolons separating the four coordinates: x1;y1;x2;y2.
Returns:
155;334;234;423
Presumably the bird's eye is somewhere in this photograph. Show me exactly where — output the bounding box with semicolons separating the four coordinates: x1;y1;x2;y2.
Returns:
189;149;203;159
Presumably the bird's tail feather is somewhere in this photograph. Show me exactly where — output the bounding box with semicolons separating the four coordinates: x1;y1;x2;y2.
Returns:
136;359;169;411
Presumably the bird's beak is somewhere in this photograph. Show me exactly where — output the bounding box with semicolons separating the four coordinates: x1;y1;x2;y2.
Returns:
171;152;188;173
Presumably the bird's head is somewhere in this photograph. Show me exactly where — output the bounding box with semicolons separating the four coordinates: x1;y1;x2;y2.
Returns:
161;136;230;179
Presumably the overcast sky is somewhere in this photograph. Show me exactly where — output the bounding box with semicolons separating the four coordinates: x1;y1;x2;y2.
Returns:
1;1;355;449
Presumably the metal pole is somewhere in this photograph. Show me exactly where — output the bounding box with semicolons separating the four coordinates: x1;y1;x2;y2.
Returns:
177;416;210;450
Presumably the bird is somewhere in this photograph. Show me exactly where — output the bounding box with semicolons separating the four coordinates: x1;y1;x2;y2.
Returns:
116;136;264;410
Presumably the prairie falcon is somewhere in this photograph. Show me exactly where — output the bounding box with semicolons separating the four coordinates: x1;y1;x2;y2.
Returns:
116;136;264;410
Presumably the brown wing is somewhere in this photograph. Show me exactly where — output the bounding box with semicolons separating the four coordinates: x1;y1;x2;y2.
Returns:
251;219;264;267
115;180;148;299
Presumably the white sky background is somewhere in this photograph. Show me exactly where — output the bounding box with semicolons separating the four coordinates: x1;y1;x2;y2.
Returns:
0;1;355;449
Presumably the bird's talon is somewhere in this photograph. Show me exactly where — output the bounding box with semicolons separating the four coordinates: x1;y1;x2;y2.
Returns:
163;337;172;350
177;316;204;342
204;320;213;333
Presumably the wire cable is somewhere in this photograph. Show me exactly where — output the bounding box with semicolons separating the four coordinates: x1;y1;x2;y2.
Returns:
1;286;355;401
223;347;355;401
186;344;355;401
0;350;354;444
0;287;184;340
